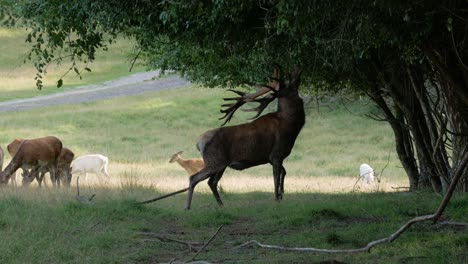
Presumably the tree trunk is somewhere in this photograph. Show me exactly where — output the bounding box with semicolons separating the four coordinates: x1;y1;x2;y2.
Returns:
425;48;468;192
368;84;420;190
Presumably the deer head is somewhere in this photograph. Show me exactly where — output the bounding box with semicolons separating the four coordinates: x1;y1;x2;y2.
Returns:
219;65;283;125
169;151;184;163
21;170;35;187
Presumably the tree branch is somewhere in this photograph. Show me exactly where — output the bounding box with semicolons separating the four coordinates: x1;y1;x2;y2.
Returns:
433;148;468;223
129;48;142;72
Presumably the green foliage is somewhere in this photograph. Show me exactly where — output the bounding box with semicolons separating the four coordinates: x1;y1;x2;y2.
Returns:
7;0;461;90
0;26;144;101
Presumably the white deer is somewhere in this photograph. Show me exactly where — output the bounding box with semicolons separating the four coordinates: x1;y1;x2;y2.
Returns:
359;163;375;184
71;154;109;182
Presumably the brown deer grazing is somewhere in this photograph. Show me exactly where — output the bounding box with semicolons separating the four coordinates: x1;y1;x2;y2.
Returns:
169;151;204;175
56;147;75;186
0;136;62;186
24;147;75;187
185;65;305;209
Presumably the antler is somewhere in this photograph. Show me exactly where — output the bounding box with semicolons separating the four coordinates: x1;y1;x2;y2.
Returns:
219;65;282;125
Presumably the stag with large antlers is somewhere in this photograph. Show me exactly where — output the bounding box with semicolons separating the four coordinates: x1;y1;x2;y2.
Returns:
184;65;305;209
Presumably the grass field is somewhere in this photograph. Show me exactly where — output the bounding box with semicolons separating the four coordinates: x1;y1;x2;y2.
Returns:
0;28;467;264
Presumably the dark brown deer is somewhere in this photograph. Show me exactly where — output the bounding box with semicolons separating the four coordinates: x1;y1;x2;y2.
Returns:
185;65;305;209
0;136;62;186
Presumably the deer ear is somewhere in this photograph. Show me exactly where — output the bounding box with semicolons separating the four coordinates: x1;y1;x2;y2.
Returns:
291;68;302;79
177;151;184;155
289;68;302;87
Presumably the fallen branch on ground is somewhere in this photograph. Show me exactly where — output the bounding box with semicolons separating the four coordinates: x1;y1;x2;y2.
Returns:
188;225;224;262
232;214;434;254
439;221;468;227
233;150;468;255
139;187;189;204
158;258;213;264
137;232;203;252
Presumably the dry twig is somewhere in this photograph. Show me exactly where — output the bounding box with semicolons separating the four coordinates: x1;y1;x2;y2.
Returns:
189;225;224;262
138;232;202;251
139;187;189;204
75;176;96;204
439;221;468;227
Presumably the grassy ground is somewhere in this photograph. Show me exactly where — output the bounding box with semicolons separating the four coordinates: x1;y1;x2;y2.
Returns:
0;26;145;101
0;26;466;264
0;85;466;263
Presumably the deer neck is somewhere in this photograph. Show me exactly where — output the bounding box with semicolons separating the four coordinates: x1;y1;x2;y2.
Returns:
0;162;19;183
278;95;305;122
176;158;190;168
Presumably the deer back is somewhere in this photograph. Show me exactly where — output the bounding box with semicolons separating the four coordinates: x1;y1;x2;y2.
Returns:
7;138;23;156
11;136;62;165
58;147;75;165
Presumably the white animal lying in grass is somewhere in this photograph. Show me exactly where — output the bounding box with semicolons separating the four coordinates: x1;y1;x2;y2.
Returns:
71;154;109;181
359;163;375;184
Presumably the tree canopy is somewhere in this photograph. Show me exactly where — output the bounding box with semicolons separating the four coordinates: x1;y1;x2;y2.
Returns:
2;0;467;192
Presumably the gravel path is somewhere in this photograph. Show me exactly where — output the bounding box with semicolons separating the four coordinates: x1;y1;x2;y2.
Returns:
0;70;189;113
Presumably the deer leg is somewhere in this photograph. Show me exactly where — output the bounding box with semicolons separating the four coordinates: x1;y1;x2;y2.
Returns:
22;168;38;187
279;165;286;196
50;170;56;187
9;172;16;186
50;168;59;187
186;168;214;210
272;164;282;201
208;168;226;207
102;165;109;177
56;169;61;187
36;172;45;187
